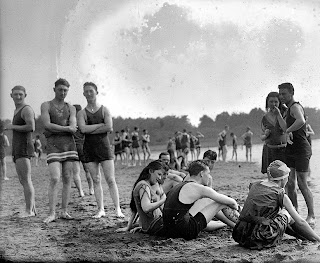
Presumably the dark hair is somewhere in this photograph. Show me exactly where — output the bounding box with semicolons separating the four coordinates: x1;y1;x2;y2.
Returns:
159;151;170;159
83;82;98;92
278;82;294;95
73;104;82;113
230;132;234;137
187;160;208;176
265;91;286;115
55;78;70;88
129;160;164;212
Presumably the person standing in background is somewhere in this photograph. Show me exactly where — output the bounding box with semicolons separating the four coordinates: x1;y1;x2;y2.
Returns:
278;82;315;227
242;127;253;162
0;120;10;180
77;82;124;218
7;85;36;217
41;79;79;223
218;125;229;162
141;129;151;164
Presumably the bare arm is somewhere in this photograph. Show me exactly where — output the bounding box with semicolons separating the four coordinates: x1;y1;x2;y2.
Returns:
181;183;238;209
306;124;315;136
140;186;166;213
6;106;35;132
41;102;76;133
283;194;320;242
4;135;10;147
286;104;305;133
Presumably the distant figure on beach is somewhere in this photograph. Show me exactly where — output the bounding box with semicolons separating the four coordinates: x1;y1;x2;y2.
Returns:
188;131;196;161
233;160;320;250
116;160;167;235
218;125;229;162
162;160;240;240
166;136;175;152
230;132;238;162
131;127;141;166
73;104;93;196
260;92;287;174
305;116;315;182
174;131;182;158
77;82;124;218
242;127;253;162
121;127;132;166
33;135;43;167
167;148;180;171
278;82;315;227
112;131;123;165
6;85;36;217
41;79;79;223
141;129;151;164
0;120;10;180
195;131;204;159
181;129;190;164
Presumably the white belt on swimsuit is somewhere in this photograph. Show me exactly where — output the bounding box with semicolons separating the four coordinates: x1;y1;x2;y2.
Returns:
267;143;287;149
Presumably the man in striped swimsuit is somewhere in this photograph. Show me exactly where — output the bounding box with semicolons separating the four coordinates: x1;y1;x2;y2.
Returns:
41;78;78;223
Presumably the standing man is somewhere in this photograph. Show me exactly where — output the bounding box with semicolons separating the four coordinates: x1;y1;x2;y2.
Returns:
0;120;10;180
218;125;229;162
41;78;79;223
278;82;315;227
141;129;151;164
6;86;36;217
241;127;253;162
77;82;124;218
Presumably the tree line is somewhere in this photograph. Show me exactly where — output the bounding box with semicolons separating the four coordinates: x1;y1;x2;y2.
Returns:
2;107;319;153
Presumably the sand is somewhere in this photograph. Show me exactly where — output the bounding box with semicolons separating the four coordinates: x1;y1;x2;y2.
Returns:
1;159;320;263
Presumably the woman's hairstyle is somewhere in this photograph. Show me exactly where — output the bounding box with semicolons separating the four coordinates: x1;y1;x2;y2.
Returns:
265;91;286;114
129;160;164;212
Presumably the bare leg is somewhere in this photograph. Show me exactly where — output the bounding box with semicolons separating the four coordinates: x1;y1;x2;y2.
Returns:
60;161;73;219
44;162;61;223
15;158;36;217
286;168;298;212
297;171;315;224
87;162;105;218
73;161;84;197
2;158;9;180
83;163;94;195
101;160;124;218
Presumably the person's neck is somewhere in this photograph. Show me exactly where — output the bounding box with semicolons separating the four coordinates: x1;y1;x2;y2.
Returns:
286;98;295;108
53;98;65;105
15;102;26;111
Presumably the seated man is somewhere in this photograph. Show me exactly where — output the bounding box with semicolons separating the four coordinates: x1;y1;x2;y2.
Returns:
232;160;320;250
163;160;240;240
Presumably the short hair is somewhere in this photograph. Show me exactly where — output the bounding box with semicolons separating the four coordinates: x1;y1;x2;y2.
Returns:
203;150;217;161
121;129;125;133
55;78;70;88
187;160;208;176
11;85;26;94
83;82;98;92
230;132;234;136
159;152;170;159
73;104;82;113
278;82;294;95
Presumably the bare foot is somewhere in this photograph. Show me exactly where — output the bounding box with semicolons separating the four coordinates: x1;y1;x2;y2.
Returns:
89;189;94;195
43;214;56;223
79;191;85;197
60;212;74;220
93;210;106;219
115;209;125;218
18;211;36;218
306;217;316;229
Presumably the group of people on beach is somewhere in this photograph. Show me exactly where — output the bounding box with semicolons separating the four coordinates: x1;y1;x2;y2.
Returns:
0;80;319;250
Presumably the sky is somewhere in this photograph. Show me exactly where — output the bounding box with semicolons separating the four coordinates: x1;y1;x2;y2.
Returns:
1;0;320;126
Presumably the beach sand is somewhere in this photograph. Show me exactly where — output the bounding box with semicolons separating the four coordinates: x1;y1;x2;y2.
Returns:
1;160;320;263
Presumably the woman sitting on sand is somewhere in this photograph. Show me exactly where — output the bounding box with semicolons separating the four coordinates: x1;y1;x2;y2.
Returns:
117;160;167;236
232;160;320;250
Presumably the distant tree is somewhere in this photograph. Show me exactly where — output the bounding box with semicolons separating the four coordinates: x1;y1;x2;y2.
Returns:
198;115;214;129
